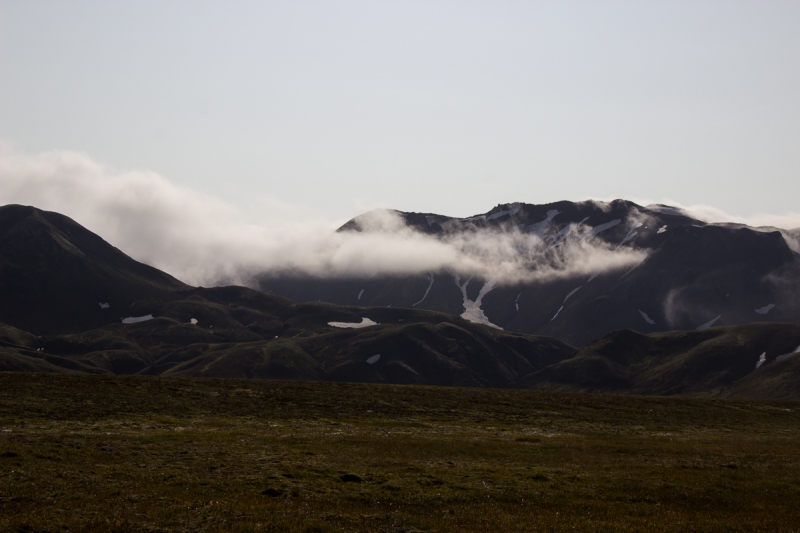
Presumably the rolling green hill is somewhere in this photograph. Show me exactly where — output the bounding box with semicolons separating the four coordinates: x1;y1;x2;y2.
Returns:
520;322;800;398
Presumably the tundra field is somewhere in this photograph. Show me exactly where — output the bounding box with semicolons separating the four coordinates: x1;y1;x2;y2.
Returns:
2;373;800;532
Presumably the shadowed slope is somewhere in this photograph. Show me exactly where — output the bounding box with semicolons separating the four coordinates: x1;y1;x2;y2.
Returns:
0;204;189;334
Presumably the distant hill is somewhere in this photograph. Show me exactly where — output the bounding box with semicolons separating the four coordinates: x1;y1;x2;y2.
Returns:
0;287;576;387
520;322;800;399
256;200;800;347
0;205;575;386
2;202;800;399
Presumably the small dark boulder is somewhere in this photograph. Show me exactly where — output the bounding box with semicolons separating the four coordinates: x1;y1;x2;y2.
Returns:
339;473;363;483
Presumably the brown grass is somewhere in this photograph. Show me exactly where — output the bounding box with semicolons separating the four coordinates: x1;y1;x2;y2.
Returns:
2;373;800;532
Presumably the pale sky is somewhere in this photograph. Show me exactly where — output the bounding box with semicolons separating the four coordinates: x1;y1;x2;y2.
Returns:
2;0;799;221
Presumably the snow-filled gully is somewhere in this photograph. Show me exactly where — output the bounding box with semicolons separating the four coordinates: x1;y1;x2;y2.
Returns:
453;275;502;330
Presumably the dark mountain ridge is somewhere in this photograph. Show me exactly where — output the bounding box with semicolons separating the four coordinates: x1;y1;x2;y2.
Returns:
0;204;575;387
2;203;800;399
257;199;800;346
0;204;189;334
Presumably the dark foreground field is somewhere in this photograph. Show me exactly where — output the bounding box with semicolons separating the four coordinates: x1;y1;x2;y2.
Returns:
2;374;800;532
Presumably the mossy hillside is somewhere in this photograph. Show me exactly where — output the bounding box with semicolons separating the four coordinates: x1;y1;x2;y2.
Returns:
2;373;800;532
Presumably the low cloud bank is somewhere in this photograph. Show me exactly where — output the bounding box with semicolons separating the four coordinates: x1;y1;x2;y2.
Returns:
10;145;796;287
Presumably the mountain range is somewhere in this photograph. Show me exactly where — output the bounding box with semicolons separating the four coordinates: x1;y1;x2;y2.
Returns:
257;200;800;347
2;202;799;398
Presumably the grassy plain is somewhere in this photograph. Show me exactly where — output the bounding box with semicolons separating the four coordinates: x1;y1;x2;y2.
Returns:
2;373;800;532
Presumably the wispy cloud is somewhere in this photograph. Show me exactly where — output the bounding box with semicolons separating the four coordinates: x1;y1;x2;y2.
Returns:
0;145;649;286
620;197;800;230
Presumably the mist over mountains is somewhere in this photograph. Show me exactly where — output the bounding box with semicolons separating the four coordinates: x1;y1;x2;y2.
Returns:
1;202;799;397
259;200;800;346
2;146;800;288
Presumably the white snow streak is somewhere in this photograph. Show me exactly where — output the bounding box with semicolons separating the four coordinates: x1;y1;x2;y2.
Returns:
358;289;364;301
657;225;667;234
328;317;379;329
590;219;621;237
515;292;522;312
526;210;560;237
122;315;153;324
618;223;643;247
551;286;583;320
755;352;767;369
98;302;110;309
190;318;198;325
696;315;722;330
412;273;435;307
776;345;800;362
638;310;656;325
366;354;381;364
563;286;582;304
754;304;775;315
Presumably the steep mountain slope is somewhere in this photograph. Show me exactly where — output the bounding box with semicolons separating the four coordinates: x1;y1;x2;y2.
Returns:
256;200;800;346
0;204;189;334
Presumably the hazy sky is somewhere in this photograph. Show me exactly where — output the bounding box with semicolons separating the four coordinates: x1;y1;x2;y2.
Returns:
2;0;799;221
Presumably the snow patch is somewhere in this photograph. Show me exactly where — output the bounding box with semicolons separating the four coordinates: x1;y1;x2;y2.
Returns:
563;286;582;304
776;345;800;362
515;292;522;312
696;315;721;330
638;310;656;325
657;225;667;234
425;216;435;227
413;273;435;307
190;318;198;325
358;289;364;301
755;352;767;369
544;221;581;252
618;223;643;247
122;314;153;324
754;304;775;315
526;209;560;237
590;219;621;237
328;317;379;329
550;286;583;320
98;302;110;309
366;354;381;364
454;275;502;329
